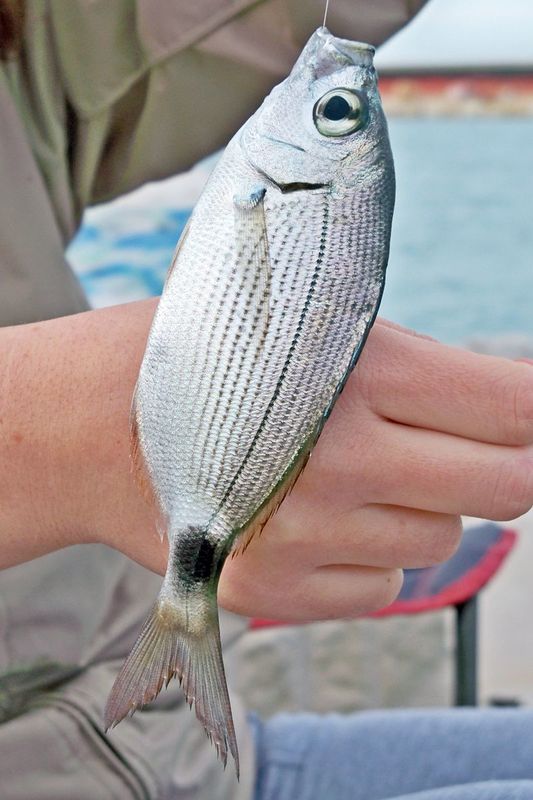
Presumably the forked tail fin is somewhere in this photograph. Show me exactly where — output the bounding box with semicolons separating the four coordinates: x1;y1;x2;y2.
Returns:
104;590;239;775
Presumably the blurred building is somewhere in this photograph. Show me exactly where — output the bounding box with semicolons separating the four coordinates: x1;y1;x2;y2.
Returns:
373;0;533;115
378;68;533;116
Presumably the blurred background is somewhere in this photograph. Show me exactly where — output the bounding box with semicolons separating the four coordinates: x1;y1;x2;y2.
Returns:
68;0;533;715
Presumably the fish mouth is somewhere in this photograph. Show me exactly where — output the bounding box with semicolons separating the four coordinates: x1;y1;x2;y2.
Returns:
262;139;327;191
254;165;327;194
276;181;328;194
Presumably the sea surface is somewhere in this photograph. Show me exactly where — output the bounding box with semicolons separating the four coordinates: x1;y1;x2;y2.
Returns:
69;118;533;346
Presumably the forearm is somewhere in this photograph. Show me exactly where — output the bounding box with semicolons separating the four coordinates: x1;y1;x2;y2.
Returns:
0;299;164;570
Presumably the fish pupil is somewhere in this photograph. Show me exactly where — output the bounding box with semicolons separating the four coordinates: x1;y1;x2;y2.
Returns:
323;95;351;121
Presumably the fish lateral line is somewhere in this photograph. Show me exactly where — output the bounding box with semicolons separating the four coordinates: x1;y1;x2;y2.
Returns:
214;199;330;517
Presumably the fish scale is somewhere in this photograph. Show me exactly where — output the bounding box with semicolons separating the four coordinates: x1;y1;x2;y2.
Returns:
105;27;395;774
223;185;392;524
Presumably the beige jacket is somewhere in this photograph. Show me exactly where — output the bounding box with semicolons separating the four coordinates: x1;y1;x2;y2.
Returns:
0;2;426;797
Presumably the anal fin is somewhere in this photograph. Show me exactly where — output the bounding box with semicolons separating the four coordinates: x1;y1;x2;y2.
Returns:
231;439;313;558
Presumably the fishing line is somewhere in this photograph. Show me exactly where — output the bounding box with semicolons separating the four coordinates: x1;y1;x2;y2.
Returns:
323;0;331;28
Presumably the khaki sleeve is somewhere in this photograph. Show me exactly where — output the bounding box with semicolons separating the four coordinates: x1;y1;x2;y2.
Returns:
49;0;428;208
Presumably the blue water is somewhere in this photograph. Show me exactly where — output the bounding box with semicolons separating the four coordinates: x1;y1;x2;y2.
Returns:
69;118;533;345
381;118;533;342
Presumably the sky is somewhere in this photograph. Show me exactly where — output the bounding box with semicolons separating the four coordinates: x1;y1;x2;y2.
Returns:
374;0;533;69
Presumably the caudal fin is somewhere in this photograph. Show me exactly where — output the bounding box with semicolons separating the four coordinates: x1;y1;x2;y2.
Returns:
104;595;239;775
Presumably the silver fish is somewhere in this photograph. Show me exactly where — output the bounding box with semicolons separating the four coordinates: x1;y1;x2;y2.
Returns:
105;27;395;774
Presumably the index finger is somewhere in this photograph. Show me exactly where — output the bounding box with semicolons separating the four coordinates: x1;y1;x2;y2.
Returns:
353;320;533;447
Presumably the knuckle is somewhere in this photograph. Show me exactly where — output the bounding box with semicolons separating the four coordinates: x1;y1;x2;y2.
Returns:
354;358;391;412
305;436;344;490
498;374;533;445
354;361;379;408
313;406;380;490
422;516;463;565
511;376;533;442
353;337;390;411
488;454;533;520
357;568;404;616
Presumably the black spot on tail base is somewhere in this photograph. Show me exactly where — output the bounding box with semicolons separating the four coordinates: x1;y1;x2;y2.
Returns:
175;526;221;585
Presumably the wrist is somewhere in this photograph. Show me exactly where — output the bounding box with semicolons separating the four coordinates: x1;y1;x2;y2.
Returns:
0;299;159;568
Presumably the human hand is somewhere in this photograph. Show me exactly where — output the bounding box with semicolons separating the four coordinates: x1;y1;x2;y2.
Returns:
3;304;532;623
218;320;533;621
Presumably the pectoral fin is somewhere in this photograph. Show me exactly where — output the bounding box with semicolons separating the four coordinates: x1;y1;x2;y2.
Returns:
233;186;271;340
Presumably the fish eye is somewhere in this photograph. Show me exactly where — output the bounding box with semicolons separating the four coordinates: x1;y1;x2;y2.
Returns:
313;88;368;137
